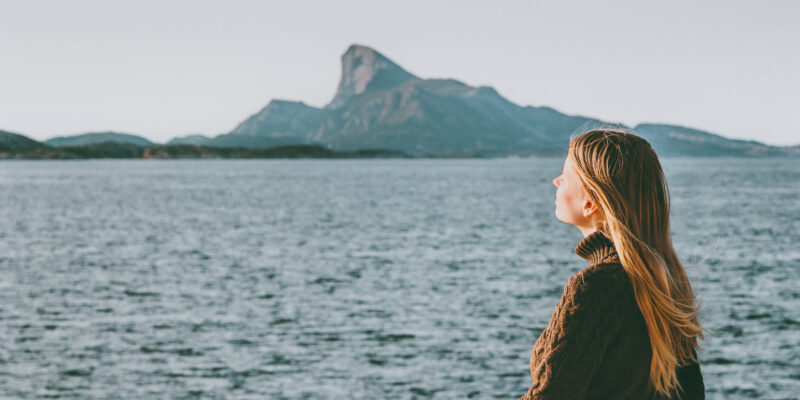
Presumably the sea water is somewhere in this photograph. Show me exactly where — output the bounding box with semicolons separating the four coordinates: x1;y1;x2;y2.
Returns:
0;158;797;399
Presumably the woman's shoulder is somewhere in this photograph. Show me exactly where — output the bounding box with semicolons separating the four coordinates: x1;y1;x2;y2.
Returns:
561;262;635;311
568;261;630;292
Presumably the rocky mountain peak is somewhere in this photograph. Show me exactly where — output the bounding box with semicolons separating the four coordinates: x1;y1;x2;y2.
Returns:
326;44;419;109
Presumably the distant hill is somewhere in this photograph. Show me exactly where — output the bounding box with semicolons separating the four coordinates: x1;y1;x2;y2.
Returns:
635;124;789;157
45;132;155;147
779;143;800;156
206;100;332;149
0;127;409;159
206;44;791;157
1;130;148;159
0;129;47;153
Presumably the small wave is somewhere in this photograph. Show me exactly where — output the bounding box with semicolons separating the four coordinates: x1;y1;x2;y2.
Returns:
374;333;415;342
139;346;203;357
123;289;159;297
60;367;93;377
707;357;737;365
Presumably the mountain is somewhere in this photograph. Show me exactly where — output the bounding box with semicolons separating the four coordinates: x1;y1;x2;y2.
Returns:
45;132;155;147
315;78;601;155
206;100;332;148
635;124;788;157
779;144;800;156
167;134;212;146
0;129;47;153
0;129;150;159
207;44;789;157
326;44;420;109
208;45;600;156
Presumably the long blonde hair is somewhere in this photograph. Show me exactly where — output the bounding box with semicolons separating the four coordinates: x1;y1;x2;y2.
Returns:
568;128;704;398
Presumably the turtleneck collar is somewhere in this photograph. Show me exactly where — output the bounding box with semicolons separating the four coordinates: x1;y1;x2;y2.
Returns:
574;230;620;265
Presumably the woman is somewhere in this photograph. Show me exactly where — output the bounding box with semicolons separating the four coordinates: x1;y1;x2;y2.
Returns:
519;129;705;399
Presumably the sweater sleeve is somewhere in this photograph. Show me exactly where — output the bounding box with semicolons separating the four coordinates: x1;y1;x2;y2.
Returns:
519;267;627;400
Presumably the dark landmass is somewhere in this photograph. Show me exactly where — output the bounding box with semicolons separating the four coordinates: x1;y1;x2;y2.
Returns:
0;133;411;159
0;129;48;154
143;144;411;159
3;44;798;159
59;142;146;158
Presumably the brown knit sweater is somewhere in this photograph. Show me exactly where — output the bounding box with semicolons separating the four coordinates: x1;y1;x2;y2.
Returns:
519;230;704;399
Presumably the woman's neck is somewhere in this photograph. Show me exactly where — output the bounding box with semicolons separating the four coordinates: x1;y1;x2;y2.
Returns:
579;226;598;237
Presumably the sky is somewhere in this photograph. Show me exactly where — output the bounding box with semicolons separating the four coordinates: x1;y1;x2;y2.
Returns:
1;0;798;146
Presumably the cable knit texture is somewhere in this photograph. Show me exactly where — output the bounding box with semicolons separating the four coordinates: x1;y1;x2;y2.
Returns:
518;230;704;399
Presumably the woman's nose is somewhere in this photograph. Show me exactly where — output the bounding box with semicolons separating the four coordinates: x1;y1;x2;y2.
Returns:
552;177;559;187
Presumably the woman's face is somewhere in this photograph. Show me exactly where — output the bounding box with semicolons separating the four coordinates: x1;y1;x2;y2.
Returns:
553;156;599;234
